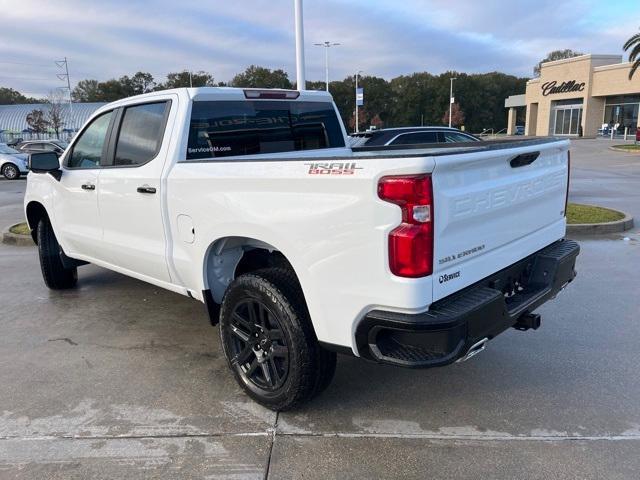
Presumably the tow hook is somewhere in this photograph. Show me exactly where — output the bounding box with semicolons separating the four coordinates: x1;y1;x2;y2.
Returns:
513;312;541;331
456;337;489;363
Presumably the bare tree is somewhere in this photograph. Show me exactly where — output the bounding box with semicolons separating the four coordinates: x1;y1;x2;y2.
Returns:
26;110;49;138
46;90;66;138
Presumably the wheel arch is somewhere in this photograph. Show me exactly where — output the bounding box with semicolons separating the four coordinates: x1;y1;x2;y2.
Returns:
25;201;48;244
201;235;303;325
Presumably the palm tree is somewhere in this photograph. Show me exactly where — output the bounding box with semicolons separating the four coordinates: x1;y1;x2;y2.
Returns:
623;30;640;80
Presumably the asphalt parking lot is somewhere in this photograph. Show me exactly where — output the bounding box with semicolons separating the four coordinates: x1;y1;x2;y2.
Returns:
0;138;639;479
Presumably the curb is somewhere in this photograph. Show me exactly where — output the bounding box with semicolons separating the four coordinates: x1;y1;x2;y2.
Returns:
567;209;634;235
609;146;640;154
2;224;35;247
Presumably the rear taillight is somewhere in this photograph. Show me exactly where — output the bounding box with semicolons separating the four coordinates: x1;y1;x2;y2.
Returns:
378;174;434;278
565;150;571;216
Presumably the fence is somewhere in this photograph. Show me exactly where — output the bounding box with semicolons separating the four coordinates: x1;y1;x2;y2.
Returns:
0;131;76;144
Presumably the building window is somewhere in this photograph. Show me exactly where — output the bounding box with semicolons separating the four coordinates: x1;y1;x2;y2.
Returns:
603;102;639;134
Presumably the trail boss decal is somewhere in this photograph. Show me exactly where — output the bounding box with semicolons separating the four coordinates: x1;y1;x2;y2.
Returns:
305;162;363;175
439;271;461;284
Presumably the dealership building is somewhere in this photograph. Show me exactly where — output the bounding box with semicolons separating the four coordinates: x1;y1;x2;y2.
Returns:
505;54;640;137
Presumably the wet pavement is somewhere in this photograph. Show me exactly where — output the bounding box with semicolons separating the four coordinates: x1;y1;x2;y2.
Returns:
0;138;638;479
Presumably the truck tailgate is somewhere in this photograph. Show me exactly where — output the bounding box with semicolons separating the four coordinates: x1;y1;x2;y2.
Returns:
431;139;570;301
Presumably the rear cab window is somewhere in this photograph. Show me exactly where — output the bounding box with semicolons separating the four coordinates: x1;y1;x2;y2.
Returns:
186;100;345;160
114;101;169;166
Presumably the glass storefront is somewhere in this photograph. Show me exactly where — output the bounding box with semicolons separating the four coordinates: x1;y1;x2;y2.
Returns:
552;99;583;136
604;95;639;134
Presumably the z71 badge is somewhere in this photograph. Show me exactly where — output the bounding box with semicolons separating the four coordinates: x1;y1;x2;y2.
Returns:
305;162;362;175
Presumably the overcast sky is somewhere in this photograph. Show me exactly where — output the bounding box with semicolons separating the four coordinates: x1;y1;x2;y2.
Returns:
1;0;638;97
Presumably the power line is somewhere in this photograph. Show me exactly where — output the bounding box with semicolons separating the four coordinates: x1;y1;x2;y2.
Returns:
0;60;55;68
0;75;56;81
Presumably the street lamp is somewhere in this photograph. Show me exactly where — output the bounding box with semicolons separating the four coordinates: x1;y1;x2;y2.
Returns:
355;70;363;133
294;0;306;90
314;41;340;91
449;77;457;128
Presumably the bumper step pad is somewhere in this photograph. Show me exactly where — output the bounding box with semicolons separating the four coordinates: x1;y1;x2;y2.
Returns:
358;240;580;367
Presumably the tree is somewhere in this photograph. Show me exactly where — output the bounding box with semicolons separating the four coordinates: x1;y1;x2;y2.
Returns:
231;65;292;89
26;110;49;137
72;79;101;102
46;91;66;137
348;108;369;132
534;49;583;77
130;71;156;94
623;29;640;80
159;70;215;89
0;87;41;104
442;102;465;127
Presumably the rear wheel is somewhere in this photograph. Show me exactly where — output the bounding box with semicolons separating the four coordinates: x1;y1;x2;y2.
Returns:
37;218;77;289
2;164;20;180
219;268;336;410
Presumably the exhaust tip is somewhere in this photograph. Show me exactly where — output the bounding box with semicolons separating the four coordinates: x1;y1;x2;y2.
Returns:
456;337;489;363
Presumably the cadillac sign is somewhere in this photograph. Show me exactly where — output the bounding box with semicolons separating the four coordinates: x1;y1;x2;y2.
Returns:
541;80;585;96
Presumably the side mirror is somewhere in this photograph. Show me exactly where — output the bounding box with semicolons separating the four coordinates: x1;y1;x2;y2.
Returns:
29;152;62;180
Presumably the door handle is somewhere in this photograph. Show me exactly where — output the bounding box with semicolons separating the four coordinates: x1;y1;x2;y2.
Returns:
510;152;540;168
81;183;95;190
137;186;157;194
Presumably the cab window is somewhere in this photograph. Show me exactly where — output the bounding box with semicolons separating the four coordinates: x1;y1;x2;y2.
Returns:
114;102;169;166
67;111;113;168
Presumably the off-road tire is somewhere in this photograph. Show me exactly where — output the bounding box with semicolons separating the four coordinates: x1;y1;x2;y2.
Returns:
219;267;336;410
37;218;77;289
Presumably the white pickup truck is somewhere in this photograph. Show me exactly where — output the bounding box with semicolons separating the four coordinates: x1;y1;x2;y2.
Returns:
24;87;579;410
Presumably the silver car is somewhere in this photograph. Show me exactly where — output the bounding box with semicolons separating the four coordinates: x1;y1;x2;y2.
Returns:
0;143;29;180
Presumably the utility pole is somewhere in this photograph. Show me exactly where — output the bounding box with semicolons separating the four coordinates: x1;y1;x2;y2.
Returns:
294;0;306;90
448;77;457;128
355;70;363;133
314;41;340;91
189;71;193;88
55;57;73;131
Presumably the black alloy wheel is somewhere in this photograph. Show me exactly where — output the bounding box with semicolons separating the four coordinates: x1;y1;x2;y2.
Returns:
227;298;290;393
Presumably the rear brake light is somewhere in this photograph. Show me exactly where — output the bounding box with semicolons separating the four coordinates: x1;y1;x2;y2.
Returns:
378;174;434;278
243;89;300;99
565;150;571;217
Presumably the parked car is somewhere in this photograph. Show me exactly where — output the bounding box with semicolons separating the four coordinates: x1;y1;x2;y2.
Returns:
515;125;525;135
16;140;69;156
349;126;480;147
6;138;23;147
25;87;579;410
0;143;29;180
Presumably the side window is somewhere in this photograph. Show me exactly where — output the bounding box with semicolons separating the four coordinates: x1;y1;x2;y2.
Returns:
443;132;476;143
114;102;168;166
41;143;57;152
67;111;113;168
392;132;438;145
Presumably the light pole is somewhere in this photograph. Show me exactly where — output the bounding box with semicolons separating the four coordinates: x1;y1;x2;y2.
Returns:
314;41;340;91
355;70;363;133
294;0;306;90
448;77;457;128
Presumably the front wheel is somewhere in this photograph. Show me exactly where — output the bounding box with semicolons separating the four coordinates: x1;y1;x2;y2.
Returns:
2;163;20;180
219;268;336;411
37;218;77;289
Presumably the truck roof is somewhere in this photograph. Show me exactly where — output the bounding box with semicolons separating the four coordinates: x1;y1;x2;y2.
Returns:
100;87;335;106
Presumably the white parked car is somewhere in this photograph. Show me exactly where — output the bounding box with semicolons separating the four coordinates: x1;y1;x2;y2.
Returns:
24;87;579;410
0;143;29;179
